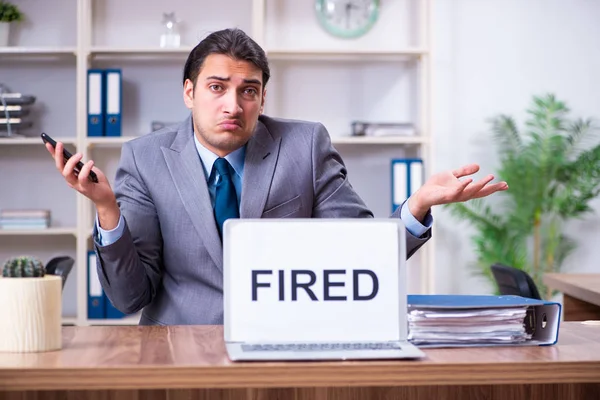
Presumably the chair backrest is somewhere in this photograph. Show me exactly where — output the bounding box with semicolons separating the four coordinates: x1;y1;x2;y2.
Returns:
45;256;74;289
490;263;542;300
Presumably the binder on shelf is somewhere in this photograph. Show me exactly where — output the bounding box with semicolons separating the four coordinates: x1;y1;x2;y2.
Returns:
87;69;104;137
87;250;105;319
391;158;423;213
406;295;561;348
104;69;122;137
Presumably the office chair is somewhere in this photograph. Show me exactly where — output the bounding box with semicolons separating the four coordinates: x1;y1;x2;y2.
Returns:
45;256;74;290
490;263;542;300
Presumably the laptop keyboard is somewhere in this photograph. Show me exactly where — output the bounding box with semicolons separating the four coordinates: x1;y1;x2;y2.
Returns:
241;342;402;352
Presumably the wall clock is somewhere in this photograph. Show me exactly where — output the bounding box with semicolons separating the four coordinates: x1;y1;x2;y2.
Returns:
315;0;380;39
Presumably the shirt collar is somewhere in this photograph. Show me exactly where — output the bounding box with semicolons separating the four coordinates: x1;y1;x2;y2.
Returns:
193;133;246;182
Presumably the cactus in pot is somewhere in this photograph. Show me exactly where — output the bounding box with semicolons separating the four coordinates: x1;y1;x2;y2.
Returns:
0;255;62;353
3;256;46;277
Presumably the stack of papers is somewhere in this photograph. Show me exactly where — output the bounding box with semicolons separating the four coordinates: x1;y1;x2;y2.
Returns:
407;307;533;346
0;92;36;135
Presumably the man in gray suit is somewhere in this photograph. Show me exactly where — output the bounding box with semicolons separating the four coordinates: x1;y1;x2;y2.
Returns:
46;29;508;325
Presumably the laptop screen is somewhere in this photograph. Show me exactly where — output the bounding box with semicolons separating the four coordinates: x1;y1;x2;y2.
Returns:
223;219;407;343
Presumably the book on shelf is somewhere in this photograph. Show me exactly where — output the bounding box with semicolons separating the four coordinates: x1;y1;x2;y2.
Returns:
0;209;51;230
351;121;416;137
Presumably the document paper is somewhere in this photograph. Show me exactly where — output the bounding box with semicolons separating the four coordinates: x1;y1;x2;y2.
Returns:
407;307;532;345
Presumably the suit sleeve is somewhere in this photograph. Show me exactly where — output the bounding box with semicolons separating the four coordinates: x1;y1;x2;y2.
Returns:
310;123;431;259
93;142;163;314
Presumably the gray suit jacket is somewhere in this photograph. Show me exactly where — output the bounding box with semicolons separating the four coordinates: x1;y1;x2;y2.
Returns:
94;114;431;325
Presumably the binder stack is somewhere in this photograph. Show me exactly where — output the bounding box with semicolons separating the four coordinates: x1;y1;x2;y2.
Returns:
87;69;122;137
406;295;561;348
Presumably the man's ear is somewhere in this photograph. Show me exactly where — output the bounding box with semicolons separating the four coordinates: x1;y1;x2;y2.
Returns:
183;79;194;109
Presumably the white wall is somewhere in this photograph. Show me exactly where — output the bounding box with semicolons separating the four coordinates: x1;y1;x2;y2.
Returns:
430;0;600;294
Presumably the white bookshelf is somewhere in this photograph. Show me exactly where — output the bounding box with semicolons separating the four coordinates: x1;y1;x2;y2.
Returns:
90;46;195;55
332;136;429;145
1;0;433;326
86;136;136;147
0;47;77;55
87;314;141;326
84;135;429;147
0;137;77;145
0;228;77;236
266;48;428;62
61;317;78;325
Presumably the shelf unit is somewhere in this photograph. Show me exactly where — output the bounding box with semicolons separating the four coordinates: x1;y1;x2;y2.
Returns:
0;47;77;55
0;137;77;145
266;48;427;62
0;228;77;236
0;135;429;147
1;0;433;326
83;135;429;147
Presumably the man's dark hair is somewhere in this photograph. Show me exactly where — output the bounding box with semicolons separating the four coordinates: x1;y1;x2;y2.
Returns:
183;28;270;88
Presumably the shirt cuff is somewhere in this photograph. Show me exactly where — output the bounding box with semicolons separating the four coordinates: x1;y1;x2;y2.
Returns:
96;213;125;246
401;201;433;238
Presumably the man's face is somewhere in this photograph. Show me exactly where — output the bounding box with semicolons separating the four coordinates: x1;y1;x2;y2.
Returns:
183;54;265;157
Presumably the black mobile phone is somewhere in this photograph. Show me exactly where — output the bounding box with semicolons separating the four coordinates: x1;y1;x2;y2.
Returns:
41;132;99;183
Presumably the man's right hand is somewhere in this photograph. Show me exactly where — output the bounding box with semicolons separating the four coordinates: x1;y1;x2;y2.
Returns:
46;141;121;230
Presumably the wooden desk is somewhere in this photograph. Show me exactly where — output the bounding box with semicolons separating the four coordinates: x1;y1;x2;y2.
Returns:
0;324;599;400
544;273;600;321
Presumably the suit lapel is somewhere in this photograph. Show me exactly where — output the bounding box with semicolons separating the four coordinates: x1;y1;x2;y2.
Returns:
240;120;281;218
161;116;223;271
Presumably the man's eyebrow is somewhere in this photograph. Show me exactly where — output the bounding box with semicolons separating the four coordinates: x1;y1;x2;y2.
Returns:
205;76;262;86
243;78;262;86
206;75;230;81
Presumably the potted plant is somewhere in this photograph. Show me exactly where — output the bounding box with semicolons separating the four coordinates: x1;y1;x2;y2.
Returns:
447;94;600;299
0;256;62;352
0;1;24;46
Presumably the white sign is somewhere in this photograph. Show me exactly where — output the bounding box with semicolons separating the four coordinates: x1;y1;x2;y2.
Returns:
224;219;405;343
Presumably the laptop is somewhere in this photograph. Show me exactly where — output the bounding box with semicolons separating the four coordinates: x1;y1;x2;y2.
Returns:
222;218;425;361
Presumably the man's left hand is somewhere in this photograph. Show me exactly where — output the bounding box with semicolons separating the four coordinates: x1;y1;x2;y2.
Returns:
407;163;508;222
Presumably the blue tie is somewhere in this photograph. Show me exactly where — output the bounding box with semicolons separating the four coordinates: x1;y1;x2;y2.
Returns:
213;158;239;237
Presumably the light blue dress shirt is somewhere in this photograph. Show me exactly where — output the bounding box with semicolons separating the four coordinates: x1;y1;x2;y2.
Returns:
96;136;431;245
